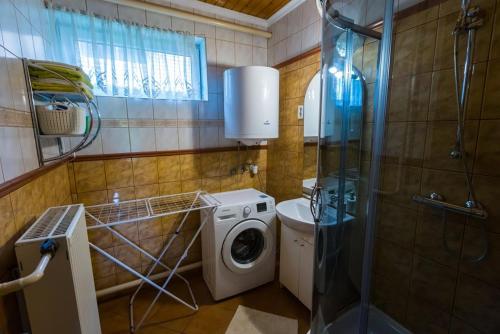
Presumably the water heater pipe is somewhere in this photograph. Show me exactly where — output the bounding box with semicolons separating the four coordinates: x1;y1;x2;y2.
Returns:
101;0;272;38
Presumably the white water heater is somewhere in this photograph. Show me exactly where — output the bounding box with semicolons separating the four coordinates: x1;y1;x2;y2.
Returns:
224;66;279;145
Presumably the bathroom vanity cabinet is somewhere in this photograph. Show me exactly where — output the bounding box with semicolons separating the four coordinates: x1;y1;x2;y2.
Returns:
279;224;314;309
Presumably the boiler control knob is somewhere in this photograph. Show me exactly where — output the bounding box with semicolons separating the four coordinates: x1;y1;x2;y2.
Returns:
243;206;251;217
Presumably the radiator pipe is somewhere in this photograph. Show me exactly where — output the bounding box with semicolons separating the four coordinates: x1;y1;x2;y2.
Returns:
0;254;52;297
96;261;202;298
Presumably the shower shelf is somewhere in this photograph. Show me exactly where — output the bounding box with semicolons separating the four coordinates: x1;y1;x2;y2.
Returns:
85;190;220;333
412;194;488;219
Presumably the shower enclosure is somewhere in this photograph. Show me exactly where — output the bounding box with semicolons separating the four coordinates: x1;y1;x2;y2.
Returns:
310;1;403;332
311;0;497;333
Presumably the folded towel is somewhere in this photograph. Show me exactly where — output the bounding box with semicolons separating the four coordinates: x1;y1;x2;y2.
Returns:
31;78;94;100
28;60;93;89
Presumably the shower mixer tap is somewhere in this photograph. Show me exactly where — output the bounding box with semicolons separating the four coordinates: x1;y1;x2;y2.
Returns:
454;5;484;33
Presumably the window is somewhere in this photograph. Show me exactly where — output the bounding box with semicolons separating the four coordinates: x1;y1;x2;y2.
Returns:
48;8;208;100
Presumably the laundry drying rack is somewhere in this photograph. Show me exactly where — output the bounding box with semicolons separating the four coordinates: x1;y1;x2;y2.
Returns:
85;190;220;333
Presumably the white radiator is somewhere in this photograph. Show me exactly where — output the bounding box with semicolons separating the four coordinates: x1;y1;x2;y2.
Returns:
15;204;101;334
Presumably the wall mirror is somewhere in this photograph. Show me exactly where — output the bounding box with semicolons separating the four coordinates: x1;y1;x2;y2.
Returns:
302;66;366;216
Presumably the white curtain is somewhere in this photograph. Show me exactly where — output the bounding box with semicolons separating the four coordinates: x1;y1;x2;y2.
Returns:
47;8;207;100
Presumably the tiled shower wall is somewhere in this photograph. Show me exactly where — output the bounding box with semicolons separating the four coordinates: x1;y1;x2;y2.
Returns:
52;0;269;155
374;0;500;333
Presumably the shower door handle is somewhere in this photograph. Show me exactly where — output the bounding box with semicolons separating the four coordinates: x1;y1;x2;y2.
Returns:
310;184;323;223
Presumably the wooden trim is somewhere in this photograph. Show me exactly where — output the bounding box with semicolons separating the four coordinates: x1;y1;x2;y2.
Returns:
0;158;71;198
274;46;321;69
72;145;268;162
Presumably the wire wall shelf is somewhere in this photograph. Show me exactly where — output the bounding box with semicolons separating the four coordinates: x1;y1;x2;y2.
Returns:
85;190;219;333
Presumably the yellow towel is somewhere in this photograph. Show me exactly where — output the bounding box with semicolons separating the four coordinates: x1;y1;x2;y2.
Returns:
28;61;93;89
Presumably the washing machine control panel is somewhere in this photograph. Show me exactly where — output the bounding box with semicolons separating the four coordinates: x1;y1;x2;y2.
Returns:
243;206;252;217
256;202;267;212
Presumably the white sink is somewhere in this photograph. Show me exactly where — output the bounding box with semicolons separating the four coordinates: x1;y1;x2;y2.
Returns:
276;198;315;233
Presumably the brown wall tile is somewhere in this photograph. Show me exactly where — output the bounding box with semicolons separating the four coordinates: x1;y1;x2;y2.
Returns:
132;157;158;186
474;120;500;175
454;274;500;333
74;161;107;192
104;159;134;189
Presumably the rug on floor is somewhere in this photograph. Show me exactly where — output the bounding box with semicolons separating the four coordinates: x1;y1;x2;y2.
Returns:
225;305;298;334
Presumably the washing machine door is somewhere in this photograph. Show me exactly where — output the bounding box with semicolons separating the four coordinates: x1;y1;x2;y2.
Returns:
222;219;273;274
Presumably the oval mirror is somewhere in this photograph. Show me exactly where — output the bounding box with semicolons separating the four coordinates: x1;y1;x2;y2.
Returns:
304;71;321;142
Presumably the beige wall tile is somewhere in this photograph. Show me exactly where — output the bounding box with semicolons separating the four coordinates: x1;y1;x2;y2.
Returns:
104;159;134;189
132;157;158;186
200;152;220;178
158;155;181;182
77;190;108;206
107;187;135;203
180;154;202;180
74;161;107;193
135;183;159;199
159;181;182;195
0;196;16;245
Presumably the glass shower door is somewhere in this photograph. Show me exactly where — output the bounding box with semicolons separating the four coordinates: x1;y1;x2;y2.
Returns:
310;1;409;333
311;22;372;332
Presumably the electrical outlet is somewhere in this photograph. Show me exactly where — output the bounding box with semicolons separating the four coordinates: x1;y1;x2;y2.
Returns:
298;105;304;119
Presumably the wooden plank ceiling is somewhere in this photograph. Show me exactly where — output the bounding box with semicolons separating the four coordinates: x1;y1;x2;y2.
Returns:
199;0;291;19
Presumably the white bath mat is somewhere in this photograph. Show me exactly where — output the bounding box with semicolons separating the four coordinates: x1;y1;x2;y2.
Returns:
225;305;298;334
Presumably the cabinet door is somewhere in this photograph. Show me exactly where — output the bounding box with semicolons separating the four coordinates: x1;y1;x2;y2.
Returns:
298;241;314;310
279;225;300;295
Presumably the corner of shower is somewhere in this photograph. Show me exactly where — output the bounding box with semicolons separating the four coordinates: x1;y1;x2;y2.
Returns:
310;0;411;333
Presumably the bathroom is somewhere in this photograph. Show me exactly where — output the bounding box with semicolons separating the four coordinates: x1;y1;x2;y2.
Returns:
0;0;499;333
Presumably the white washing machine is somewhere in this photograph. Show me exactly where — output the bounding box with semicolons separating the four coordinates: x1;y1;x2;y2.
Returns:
201;188;276;301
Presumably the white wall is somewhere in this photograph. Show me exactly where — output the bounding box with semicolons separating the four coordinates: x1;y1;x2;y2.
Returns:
0;0;53;182
268;0;321;66
51;0;269;157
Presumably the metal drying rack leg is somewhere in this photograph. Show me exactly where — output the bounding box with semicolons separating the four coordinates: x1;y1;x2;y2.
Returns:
85;191;220;334
129;209;214;332
128;192;208;333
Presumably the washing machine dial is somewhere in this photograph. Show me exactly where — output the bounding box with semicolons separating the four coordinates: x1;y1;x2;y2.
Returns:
243;206;251;217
